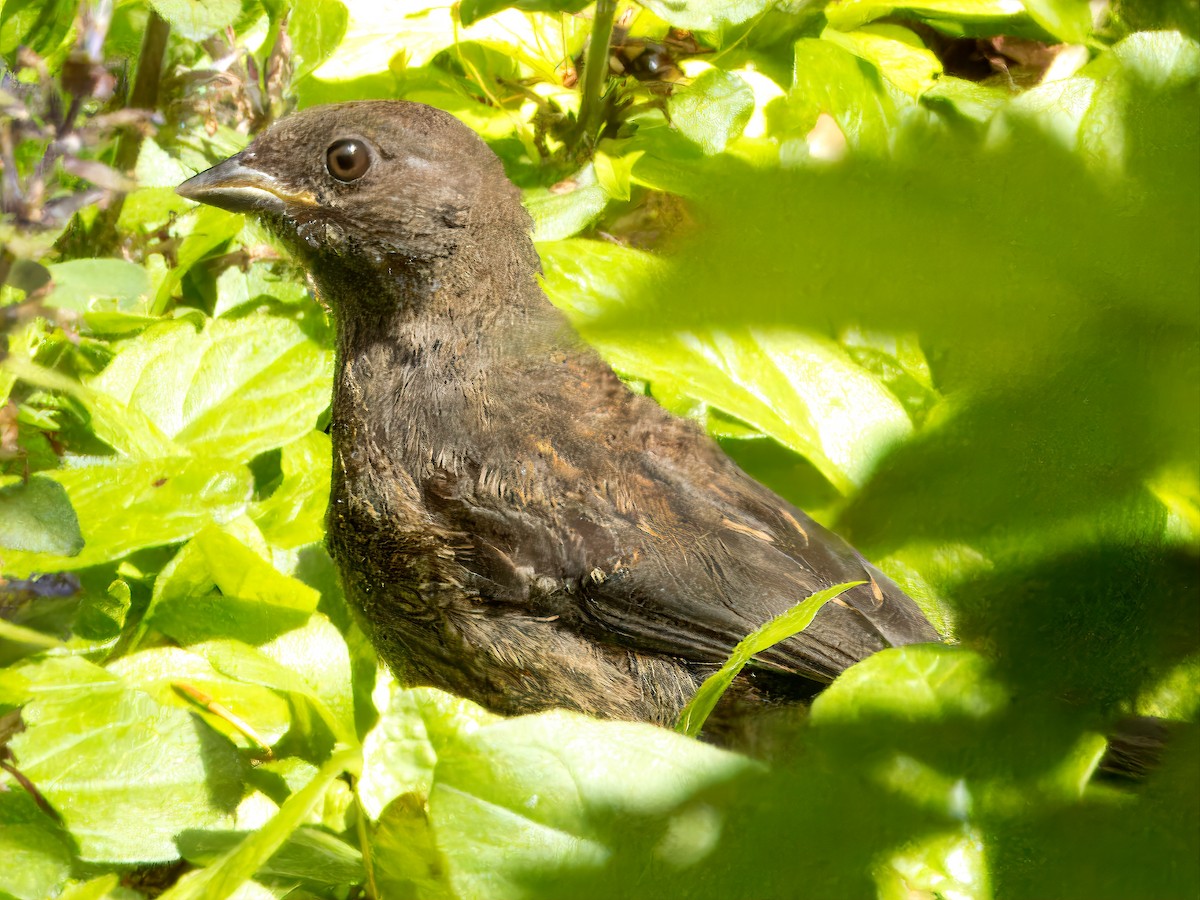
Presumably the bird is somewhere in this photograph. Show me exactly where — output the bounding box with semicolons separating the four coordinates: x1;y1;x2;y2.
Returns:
176;100;939;740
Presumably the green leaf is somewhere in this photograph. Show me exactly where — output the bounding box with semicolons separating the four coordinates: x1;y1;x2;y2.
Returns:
782;37;901;154
256;614;356;744
824;0;1034;34
459;0;591;27
359;683;500;819
55;874;121;900
8;656;244;864
193;624;355;747
598;76;1199;553
922;75;1011;122
148;525;320;646
158;746;358;900
821;24;943;97
428;711;755;898
668;69;755;155
0;792;73;900
1022;0;1094;44
146;0;245;41
371;794;455;900
71;579;131;646
178;824;363;886
1111;29;1200;86
0;476;83;556
2;356;182;460
43;260;152;315
289;0;350;80
250;431;332;549
812;643;1005;724
311;1;580;84
526;168;610;242
676;581;863;737
0;618;66;651
635;0;769;33
0;0;73;61
153;208;244;314
593;150;643;201
108;646;294;750
87;313;333;464
0;458;253;579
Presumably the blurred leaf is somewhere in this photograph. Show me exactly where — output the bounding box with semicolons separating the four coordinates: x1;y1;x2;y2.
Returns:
0;458;253;579
677;581;861;737
541;239;915;492
43;259;151;315
8;656;244;864
0;476;83;556
428;711;755;898
0;0;73;61
991;727;1200;900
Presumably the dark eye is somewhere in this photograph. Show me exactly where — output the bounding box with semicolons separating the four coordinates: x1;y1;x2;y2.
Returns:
326;139;370;182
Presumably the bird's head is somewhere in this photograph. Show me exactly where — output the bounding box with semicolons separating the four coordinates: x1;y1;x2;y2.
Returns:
177;101;531;278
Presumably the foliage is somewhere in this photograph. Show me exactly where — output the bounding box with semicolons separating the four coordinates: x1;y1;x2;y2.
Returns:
0;0;1197;897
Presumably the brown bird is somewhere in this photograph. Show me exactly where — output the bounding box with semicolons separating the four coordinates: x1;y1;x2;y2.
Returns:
177;101;938;737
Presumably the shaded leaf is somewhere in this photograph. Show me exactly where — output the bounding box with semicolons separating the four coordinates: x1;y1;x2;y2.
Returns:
0;476;83;556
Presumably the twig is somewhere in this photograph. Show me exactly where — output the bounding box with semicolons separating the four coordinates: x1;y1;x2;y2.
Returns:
173;682;275;758
0;759;62;822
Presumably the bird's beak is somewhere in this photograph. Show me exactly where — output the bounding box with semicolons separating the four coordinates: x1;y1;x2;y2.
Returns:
176;154;318;215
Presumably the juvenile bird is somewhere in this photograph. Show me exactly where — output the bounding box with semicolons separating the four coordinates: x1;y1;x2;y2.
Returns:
177;101;938;736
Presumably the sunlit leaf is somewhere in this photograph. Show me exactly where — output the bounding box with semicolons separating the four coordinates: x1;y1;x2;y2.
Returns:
87;314;333;463
0;458;253;579
158;747;358;900
7;656;244;864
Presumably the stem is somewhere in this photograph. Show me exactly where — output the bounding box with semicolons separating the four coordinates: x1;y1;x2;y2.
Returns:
113;9;170;174
573;0;616;151
81;9;169;254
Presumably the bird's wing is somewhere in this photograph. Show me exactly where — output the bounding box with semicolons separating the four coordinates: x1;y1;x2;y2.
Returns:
424;361;938;684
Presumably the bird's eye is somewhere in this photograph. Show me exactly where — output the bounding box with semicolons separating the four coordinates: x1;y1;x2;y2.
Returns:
326;139;370;182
